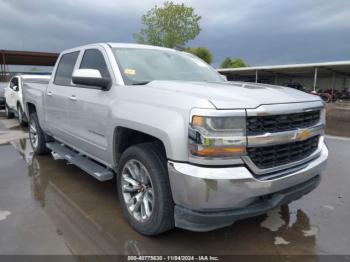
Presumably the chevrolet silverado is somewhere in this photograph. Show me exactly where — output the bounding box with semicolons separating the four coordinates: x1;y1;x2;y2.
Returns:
23;43;328;235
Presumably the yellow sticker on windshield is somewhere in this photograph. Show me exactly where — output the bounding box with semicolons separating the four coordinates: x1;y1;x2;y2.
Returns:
125;68;136;75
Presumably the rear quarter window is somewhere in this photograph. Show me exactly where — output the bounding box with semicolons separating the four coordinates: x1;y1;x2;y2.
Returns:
54;51;79;86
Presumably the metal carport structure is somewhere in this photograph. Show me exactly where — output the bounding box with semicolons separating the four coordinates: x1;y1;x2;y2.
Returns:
0;50;59;81
218;61;350;92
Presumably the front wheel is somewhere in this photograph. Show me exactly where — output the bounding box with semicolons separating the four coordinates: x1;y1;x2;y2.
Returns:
5;104;14;119
29;113;50;155
117;143;174;235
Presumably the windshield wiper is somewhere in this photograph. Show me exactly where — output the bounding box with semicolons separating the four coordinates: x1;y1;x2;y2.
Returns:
131;80;150;85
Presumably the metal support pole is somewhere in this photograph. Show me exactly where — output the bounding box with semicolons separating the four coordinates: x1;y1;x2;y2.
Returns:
313;67;318;91
331;72;336;102
0;63;3;81
1;51;7;82
0;51;3;81
255;70;258;83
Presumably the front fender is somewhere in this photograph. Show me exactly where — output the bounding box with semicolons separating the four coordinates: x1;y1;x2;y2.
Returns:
110;100;189;161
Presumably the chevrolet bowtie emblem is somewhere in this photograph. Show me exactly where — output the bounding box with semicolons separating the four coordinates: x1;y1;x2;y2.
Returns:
296;129;311;141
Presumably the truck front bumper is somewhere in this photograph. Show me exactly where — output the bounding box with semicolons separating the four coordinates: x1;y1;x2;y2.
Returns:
168;142;328;232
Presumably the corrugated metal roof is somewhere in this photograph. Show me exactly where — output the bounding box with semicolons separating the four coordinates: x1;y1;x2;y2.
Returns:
218;60;350;78
0;50;59;66
218;60;350;72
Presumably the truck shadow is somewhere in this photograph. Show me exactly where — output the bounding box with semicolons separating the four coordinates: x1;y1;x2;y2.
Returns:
13;139;317;255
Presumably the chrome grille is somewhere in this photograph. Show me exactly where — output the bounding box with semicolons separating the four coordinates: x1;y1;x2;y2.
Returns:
247;110;320;135
247;136;320;169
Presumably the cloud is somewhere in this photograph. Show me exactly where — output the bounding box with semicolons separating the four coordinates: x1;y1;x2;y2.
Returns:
1;0;350;66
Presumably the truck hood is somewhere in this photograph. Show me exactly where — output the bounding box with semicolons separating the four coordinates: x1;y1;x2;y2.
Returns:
145;81;321;109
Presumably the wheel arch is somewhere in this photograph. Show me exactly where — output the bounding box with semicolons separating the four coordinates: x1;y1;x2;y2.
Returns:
26;102;37;116
113;126;168;167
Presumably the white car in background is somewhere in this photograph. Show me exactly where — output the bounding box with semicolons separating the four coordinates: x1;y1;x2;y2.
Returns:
0;82;7;110
5;74;50;126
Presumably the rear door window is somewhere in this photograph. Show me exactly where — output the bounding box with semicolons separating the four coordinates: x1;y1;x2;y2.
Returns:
54;51;79;86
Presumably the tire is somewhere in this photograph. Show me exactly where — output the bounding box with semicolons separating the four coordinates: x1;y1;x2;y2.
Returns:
117;142;174;235
17;104;27;127
29;113;50;155
5;104;14;119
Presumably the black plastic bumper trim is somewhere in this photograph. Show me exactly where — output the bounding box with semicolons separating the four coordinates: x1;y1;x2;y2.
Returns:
174;175;321;232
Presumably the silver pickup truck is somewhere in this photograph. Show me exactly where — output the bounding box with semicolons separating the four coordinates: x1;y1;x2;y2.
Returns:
23;43;328;235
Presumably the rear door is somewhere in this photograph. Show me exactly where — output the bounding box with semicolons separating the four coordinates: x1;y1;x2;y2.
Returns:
45;51;80;142
67;47;113;164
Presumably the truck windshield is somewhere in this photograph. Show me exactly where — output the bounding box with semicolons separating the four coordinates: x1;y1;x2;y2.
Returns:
112;48;224;85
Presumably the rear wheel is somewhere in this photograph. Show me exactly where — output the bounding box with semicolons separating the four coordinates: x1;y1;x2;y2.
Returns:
117;142;174;235
5;104;14;119
29;113;50;155
17;105;27;126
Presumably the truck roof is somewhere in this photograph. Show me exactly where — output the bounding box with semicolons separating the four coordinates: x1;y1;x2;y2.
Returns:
107;42;176;52
61;42;177;54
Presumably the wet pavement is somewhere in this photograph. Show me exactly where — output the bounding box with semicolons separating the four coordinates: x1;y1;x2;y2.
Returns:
326;102;350;137
0;112;350;256
0;118;28;145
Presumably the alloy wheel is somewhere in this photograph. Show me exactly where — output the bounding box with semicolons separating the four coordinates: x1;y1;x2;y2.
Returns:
29;120;38;149
121;159;154;222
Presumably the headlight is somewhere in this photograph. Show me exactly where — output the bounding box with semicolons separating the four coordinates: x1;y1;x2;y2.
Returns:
189;113;246;160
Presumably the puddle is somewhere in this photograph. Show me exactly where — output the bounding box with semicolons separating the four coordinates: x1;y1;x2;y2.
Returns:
0;131;29;144
302;226;319;237
0;118;22;130
326;117;350;138
326;104;350;138
0;116;28;144
260;207;286;232
0;137;349;255
0;210;11;221
322;205;335;211
274;236;290;245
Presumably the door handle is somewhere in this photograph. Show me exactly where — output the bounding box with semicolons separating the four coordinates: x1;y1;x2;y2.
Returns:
69;95;77;101
46;91;52;96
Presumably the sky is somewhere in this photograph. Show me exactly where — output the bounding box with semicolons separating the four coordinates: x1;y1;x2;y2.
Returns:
1;0;350;67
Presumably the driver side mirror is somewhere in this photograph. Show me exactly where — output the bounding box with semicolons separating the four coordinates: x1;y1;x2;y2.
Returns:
72;69;110;90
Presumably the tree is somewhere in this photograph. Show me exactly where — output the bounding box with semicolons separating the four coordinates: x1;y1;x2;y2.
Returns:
184;47;213;64
220;57;247;68
134;1;201;48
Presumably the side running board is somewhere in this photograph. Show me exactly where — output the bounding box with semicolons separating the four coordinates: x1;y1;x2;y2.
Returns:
46;142;114;181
